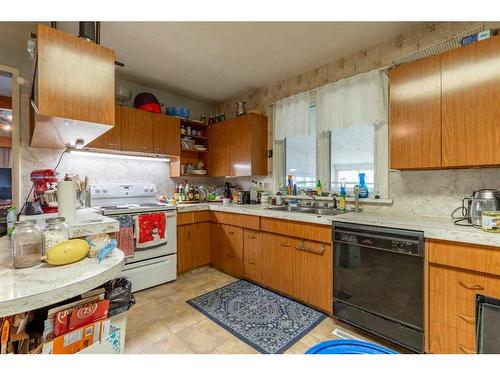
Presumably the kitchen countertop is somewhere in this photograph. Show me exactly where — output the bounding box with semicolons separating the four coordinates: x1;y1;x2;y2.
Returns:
176;203;500;248
20;208;120;238
0;209;123;317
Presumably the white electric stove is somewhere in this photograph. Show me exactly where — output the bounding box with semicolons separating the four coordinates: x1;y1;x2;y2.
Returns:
90;183;177;292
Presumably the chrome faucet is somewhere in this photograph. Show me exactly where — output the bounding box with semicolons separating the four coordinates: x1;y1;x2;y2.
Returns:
298;188;319;207
353;185;362;213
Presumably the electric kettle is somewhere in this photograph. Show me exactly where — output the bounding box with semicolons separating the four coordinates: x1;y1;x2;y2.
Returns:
467;189;500;226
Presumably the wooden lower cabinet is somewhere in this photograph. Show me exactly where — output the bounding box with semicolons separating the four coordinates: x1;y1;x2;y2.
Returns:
219;224;244;277
177;222;210;273
262;233;294;297
243;229;263;284
427;239;500;353
293;239;333;313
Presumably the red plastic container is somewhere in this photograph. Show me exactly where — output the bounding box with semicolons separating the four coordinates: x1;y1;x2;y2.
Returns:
137;102;161;113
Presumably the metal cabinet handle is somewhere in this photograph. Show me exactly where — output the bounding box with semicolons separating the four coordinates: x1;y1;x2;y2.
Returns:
248;235;257;239
248;260;257;265
459;281;485;290
226;254;234;258
228;231;235;235
142;146;148;149
295;240;325;255
109;143;118;146
458;314;475;324
459;345;474;354
280;242;291;247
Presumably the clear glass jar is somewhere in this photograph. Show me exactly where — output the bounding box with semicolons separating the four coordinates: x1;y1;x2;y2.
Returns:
11;220;43;268
43;217;70;253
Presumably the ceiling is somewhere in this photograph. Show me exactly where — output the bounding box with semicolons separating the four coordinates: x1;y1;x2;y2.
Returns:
0;22;424;103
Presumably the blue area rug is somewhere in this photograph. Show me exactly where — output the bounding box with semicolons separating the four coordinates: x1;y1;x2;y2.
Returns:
186;280;326;354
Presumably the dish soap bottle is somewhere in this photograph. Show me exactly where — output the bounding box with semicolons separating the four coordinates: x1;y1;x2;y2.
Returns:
339;178;346;211
315;180;322;196
358;172;369;198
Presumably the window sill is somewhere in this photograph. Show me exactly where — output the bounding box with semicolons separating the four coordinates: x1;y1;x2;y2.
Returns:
282;195;393;205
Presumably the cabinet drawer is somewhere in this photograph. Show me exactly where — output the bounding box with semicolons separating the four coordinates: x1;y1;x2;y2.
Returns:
211;212;259;230
430;264;500;300
260;217;331;243
193;210;211;223
429;291;476;334
243;229;263;283
428;239;500;275
429;321;476;354
177;212;194;226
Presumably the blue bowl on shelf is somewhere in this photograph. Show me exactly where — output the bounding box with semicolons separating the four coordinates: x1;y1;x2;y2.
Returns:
166;107;190;119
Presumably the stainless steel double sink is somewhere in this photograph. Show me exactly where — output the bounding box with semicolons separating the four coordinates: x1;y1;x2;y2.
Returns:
266;205;343;216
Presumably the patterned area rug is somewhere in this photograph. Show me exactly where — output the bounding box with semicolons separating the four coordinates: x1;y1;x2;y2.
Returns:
187;280;326;354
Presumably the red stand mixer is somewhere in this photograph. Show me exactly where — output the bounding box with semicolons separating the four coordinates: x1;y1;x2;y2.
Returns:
30;169;58;213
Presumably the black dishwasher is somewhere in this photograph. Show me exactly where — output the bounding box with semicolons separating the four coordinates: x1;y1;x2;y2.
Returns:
332;222;424;353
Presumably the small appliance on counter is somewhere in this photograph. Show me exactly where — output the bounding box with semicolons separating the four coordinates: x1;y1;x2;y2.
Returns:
453;189;500;227
237;191;250;204
30;169;59;213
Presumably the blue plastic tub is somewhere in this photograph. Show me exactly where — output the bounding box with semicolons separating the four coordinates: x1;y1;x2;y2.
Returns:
305;339;398;354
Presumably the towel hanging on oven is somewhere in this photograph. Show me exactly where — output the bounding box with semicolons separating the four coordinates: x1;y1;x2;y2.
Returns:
135;212;168;248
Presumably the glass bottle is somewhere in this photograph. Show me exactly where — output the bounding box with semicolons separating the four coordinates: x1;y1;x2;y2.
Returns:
11;220;43;268
43;217;70;253
358;172;369;198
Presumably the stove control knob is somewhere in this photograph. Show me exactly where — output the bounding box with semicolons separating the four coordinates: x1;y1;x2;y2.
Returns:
143;186;148;192
94;187;101;194
102;188;108;194
149;186;154;192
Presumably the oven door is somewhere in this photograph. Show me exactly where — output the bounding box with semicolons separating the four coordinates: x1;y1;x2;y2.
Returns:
334;240;424;330
111;210;177;265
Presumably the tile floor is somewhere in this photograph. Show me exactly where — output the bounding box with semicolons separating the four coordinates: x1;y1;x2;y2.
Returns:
125;266;398;354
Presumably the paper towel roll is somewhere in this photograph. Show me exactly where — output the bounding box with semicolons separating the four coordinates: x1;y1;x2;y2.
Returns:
57;180;77;223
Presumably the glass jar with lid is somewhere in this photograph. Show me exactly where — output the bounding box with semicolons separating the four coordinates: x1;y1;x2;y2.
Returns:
43;217;70;253
11;220;43;268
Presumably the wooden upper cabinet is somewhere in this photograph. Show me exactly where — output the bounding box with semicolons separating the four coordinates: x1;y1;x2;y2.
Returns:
153;114;180;155
390;54;442;169
209;120;231;176
87;105;122;150
230;114;268;176
210;114;268;177
441;36;500;167
30;24;115;149
120;106;154;153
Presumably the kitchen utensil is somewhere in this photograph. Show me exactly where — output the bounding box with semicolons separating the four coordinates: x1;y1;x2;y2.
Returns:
30;169;58;213
25;201;44;215
137;102;161;113
134;92;161;108
236;101;247;117
465;189;500;226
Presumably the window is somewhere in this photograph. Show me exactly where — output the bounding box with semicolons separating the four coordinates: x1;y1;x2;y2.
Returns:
285;106;316;189
331;125;375;193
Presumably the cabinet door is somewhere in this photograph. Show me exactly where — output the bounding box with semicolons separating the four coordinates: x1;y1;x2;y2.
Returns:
262;233;294;296
390;55;442;169
209;121;230;176
442;36;500;167
219;224;243;277
153;115;180;155
209;222;222;269
120;106;154;152
87;105;122;150
293;239;332;313
177;225;193;273
243;229;263;284
191;222;210;269
230;119;252;176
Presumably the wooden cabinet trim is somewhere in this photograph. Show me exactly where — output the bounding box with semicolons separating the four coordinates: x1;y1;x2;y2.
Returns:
260;217;331;243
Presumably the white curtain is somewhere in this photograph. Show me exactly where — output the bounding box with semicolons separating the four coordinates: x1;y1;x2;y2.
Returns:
316;131;331;191
274;91;311;141
316;70;388;132
272;140;286;191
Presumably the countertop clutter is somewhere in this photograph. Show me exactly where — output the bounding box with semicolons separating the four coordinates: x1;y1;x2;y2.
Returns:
0;209;124;317
177;203;500;248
